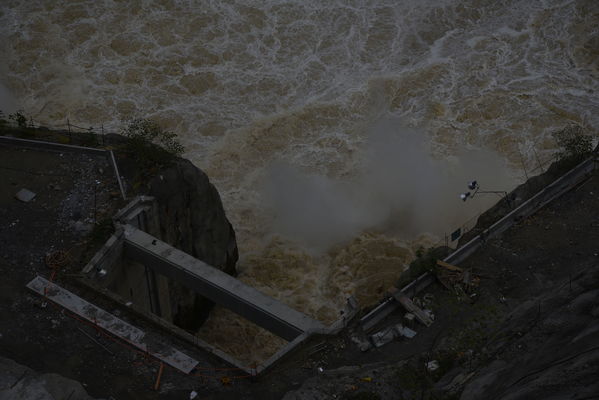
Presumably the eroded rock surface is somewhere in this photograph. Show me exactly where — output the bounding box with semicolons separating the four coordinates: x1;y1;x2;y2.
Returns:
146;158;239;330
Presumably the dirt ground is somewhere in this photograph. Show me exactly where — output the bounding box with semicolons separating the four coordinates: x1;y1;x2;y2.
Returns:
1;136;598;400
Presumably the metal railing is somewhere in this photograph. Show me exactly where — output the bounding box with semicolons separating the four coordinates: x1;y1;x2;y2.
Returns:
430;150;560;249
0;113;112;146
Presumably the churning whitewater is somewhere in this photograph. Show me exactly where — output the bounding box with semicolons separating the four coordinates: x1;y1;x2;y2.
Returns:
1;0;598;363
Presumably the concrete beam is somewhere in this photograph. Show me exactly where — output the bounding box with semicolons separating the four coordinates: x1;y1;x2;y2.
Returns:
122;225;325;341
112;196;159;232
26;276;199;374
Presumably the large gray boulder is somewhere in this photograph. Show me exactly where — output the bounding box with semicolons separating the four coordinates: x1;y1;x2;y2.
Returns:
146;158;238;331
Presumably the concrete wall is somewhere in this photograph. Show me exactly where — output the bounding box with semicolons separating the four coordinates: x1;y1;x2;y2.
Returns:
105;196;172;321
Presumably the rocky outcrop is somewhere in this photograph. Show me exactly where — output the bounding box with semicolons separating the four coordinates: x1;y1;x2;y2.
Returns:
145;158;238;331
459;268;599;400
0;357;97;400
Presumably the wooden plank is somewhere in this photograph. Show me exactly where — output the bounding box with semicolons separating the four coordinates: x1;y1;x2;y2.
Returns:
436;260;463;272
392;293;433;327
360;272;437;332
26;276;199;374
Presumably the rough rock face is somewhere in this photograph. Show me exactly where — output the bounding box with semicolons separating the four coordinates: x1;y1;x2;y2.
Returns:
460;269;599;400
0;357;97;400
145;158;238;331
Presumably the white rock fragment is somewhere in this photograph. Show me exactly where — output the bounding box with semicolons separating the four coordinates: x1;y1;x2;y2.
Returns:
426;360;440;372
396;325;417;339
371;323;417;347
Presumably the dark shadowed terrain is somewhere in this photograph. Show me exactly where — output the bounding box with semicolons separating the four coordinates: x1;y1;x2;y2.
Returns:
1;133;598;399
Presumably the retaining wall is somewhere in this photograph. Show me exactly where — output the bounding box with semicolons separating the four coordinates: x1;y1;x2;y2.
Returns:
361;154;597;331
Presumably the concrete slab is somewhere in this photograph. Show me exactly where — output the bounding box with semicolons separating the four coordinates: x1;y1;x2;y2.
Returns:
122;225;325;341
136;332;199;373
27;276;144;343
26;276;198;374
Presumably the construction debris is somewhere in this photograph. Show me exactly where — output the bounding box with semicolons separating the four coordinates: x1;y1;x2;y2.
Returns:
370;323;417;347
404;312;416;327
397;324;417;339
350;334;372;352
436;260;463;272
423;309;435;321
371;327;395;348
393;292;434;327
436;260;480;299
426;360;440;372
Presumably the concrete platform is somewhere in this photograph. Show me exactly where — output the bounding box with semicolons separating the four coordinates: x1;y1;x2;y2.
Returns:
26;276;198;374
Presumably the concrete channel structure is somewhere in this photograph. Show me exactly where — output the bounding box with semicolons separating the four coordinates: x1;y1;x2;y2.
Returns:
123;225;326;341
3;134;355;375
79;195;357;375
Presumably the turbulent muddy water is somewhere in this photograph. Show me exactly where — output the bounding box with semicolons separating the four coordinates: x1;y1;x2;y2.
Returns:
1;0;598;363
